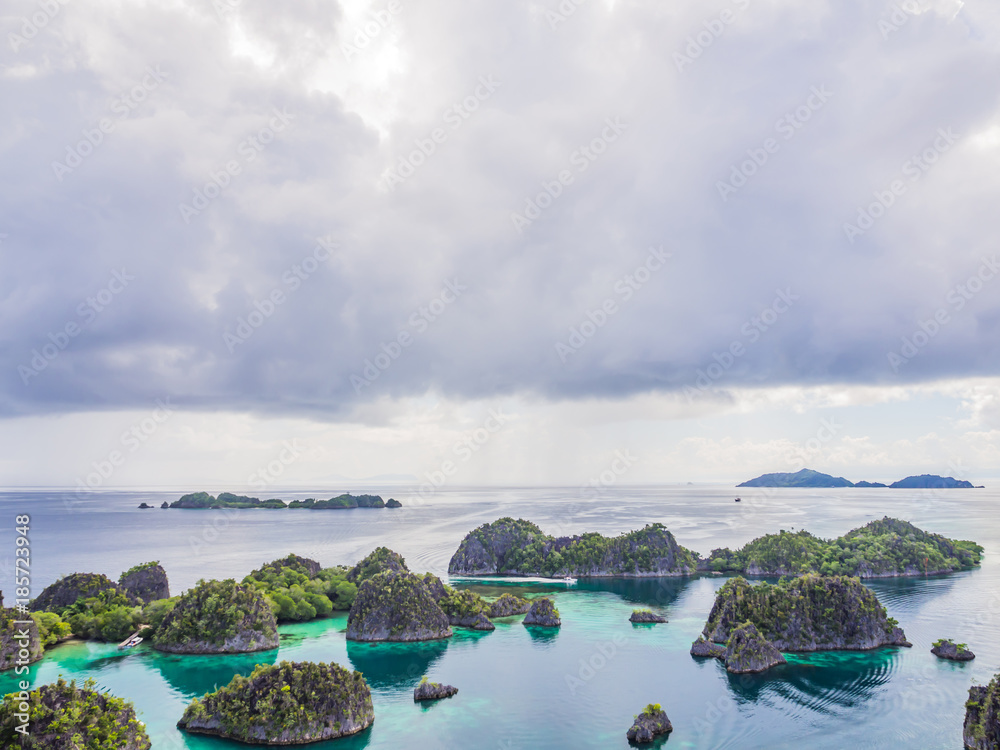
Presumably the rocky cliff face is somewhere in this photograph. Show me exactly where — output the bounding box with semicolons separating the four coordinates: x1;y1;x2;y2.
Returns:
700;574;911;652
346;571;452;642
488;593;531;618
448;518;698;577
30;572;122;612
154;579;279;654
523;598;560;627
439;589;494;631
119;562;170;603
257;554;322;579
723;622;787;673
0;678;151;749
965;676;1000;750
0;607;42;671
178;661;373;744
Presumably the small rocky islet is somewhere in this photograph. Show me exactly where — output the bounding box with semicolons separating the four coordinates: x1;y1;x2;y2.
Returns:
177;660;374;744
414;678;459;702
630;609;667;624
933;638;975;661
523;598;561;627
626;703;672;744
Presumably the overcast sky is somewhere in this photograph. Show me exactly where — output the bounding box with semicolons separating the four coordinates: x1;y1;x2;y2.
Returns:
1;0;998;491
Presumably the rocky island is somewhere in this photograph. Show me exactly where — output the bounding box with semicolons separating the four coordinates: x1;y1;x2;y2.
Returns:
346;570;452;642
965;674;1000;750
448;517;698;578
488;593;532;618
693;574;910;663
738;468;980;488
414;677;459;702
169;491;399;510
626;703;672;744
630;609;667;624
154;578;279;654
178;661;374;744
243;555;356;622
701;517;982;578
119;561;170;603
0;678;151;749
932;638;975;661
523;598;560;627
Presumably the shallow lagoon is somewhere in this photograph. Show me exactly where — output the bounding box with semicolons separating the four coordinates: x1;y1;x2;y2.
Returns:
1;485;996;748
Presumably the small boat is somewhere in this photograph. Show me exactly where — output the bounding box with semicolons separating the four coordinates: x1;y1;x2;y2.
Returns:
118;634;144;650
734;497;741;502
561;577;577;585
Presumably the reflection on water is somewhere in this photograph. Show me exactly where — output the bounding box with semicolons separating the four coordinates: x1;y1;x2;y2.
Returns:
524;625;560;646
147;647;278;699
345;639;450;690
572;576;692;611
727;649;901;714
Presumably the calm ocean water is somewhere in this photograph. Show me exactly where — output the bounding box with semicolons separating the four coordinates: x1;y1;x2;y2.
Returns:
1;485;997;749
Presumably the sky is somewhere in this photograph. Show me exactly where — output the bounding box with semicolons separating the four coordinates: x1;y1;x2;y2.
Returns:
1;0;998;492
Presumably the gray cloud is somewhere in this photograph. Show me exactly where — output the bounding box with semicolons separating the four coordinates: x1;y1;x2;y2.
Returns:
1;0;999;419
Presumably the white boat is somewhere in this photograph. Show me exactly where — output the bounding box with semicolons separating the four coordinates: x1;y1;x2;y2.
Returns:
561;577;577;585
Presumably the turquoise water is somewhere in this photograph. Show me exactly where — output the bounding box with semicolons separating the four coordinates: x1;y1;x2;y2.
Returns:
1;486;997;748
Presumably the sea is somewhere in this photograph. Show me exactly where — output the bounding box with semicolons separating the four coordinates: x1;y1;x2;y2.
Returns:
1;485;997;749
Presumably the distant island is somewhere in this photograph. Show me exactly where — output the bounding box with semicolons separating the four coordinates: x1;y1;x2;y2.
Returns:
738;468;980;488
167;492;401;509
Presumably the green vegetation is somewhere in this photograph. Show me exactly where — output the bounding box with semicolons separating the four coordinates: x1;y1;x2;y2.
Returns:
964;675;1000;749
179;661;373;742
705;517;983;577
29;611;73;648
153;579;278;653
642;703;662;716
934;637;968;650
347;547;409;583
170;492;287;509
243;557;356;622
0;678;151;749
449;517;698;577
119;561;160;580
61;589;143;642
438;588;489;620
